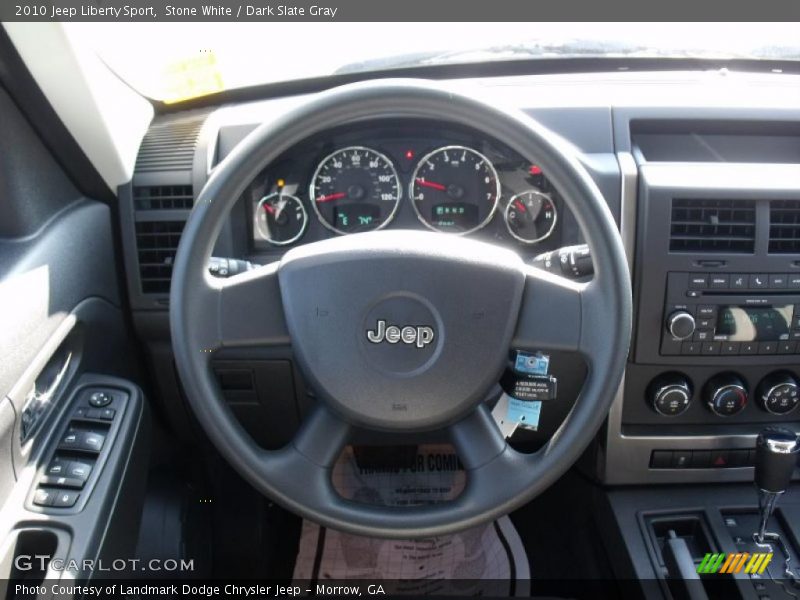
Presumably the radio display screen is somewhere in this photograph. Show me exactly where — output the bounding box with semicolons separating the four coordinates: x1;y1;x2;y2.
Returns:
716;305;794;341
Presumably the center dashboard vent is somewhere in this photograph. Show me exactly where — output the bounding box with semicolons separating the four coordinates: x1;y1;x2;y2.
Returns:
669;198;756;253
769;200;800;253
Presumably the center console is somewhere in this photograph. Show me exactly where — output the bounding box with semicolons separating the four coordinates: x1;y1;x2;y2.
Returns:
602;117;800;486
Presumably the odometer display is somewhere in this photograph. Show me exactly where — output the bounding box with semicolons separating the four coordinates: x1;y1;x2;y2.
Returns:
410;145;500;234
310;146;401;235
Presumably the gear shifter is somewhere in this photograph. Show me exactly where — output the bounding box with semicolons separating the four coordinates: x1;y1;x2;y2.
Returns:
754;427;800;544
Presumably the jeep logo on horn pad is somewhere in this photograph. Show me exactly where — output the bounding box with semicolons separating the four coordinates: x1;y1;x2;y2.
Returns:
366;320;435;349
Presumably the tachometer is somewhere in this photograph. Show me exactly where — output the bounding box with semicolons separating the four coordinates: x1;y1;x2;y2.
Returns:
410;145;500;234
310;146;401;235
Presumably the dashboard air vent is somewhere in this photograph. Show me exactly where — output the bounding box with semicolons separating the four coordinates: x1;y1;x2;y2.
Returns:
134;185;193;210
135;221;185;294
134;114;205;173
669;199;756;253
769;200;800;253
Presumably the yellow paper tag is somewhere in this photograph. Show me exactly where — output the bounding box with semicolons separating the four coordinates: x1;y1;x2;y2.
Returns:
161;51;224;104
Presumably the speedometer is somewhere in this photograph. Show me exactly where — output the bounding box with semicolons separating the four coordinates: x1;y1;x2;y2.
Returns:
310;146;401;235
410;145;500;234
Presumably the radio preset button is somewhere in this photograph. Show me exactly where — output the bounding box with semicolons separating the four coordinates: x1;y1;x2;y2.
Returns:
681;342;701;355
740;342;758;355
758;342;778;354
721;342;740;355
778;341;796;354
701;342;721;355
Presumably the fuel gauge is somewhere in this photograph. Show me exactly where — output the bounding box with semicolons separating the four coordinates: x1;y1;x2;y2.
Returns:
255;192;308;246
504;190;557;244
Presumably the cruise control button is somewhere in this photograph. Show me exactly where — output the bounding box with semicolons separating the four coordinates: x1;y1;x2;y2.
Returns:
33;488;56;507
53;490;79;508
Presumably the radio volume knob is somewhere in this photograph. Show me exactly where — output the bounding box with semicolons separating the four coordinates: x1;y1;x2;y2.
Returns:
667;310;696;340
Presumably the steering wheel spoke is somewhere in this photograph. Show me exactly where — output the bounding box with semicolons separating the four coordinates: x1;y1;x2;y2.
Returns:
292;403;352;468
512;265;589;356
449;404;508;470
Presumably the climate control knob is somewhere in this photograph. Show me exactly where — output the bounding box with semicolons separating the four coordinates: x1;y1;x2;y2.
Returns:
757;372;800;415
667;310;696;340
704;374;748;417
648;374;692;416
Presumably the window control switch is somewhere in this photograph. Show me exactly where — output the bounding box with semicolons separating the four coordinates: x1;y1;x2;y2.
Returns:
77;431;105;453
40;475;84;489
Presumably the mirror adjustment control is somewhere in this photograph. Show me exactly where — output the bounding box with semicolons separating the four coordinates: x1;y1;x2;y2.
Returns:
667;311;696;340
648;373;692;416
705;374;748;417
757;372;800;415
88;391;112;408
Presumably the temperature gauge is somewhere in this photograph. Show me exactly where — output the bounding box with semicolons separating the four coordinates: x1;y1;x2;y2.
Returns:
504;190;557;244
255;192;308;246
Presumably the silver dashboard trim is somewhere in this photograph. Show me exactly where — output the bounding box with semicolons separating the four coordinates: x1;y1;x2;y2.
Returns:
603;152;768;485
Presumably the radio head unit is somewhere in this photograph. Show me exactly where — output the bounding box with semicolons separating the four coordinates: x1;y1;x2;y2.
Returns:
662;272;800;357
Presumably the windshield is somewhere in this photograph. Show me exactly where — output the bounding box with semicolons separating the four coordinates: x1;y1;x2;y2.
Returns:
66;22;800;103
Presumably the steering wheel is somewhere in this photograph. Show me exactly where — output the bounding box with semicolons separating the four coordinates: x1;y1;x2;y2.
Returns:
170;80;631;538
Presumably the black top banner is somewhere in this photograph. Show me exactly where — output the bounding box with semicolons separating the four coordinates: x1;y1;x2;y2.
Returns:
3;0;800;21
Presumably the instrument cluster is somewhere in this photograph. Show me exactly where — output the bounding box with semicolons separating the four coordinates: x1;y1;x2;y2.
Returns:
244;120;565;254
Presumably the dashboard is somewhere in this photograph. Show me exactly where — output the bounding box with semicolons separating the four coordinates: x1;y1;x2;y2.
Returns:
122;70;800;489
231;120;568;258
